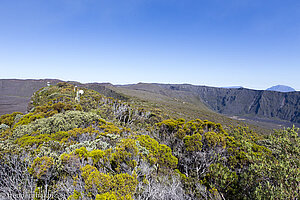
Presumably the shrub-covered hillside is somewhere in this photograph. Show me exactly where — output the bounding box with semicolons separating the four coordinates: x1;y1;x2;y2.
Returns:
0;83;299;200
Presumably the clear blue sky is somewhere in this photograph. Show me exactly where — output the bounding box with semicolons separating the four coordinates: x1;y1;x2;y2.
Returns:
0;0;299;90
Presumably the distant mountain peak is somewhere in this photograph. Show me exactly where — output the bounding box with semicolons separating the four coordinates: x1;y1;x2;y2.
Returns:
266;85;295;92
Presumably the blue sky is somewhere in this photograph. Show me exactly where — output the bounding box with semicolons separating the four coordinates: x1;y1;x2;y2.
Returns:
0;0;299;90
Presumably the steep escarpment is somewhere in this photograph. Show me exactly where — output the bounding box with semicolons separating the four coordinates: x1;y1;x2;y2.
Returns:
121;83;300;125
190;86;300;124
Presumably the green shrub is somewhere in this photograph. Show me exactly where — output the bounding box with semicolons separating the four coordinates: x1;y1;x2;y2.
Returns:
184;133;203;151
29;156;54;179
137;135;178;169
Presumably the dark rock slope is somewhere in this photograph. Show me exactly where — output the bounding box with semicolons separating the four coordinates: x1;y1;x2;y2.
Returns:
155;84;300;124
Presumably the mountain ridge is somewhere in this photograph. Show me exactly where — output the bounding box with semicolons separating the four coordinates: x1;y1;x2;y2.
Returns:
1;79;299;129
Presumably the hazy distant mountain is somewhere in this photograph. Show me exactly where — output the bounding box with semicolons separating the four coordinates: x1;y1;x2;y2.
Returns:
222;86;243;89
266;85;296;92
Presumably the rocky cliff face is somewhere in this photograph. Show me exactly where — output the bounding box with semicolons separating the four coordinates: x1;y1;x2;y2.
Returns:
157;84;300;124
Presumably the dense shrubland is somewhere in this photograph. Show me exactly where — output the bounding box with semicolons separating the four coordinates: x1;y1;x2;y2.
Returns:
0;83;299;200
